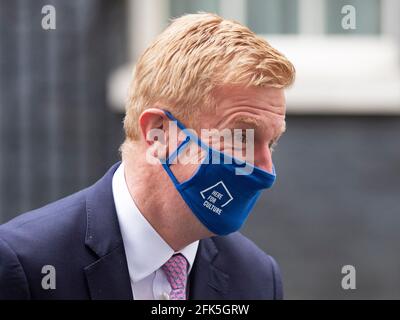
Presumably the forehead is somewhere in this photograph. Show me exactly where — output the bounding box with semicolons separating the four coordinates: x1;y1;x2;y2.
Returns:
203;85;286;134
214;85;286;111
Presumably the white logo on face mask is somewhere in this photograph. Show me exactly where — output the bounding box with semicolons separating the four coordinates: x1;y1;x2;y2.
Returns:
200;181;234;215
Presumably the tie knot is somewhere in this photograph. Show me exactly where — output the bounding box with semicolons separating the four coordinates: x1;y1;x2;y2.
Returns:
161;253;188;290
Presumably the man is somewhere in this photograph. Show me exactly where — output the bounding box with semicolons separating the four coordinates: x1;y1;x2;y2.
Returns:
0;13;295;300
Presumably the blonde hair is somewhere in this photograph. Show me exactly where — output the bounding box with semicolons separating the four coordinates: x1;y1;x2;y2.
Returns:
123;12;295;141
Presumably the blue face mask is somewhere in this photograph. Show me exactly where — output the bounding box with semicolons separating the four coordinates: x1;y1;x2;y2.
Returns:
161;110;276;236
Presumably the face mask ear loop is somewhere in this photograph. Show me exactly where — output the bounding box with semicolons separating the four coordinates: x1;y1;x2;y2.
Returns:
161;131;191;187
161;109;207;186
166;135;191;165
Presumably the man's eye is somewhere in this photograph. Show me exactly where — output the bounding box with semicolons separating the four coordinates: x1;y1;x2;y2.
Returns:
234;132;247;144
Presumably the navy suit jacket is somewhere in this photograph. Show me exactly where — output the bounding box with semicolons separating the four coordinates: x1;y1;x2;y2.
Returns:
0;163;283;300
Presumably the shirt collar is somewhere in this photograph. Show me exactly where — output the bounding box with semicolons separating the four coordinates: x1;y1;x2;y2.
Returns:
112;162;199;283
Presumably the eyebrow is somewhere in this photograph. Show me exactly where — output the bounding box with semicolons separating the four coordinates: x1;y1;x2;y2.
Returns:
228;115;286;142
229;116;265;131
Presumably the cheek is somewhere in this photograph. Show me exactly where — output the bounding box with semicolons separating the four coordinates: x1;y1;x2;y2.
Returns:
174;163;200;182
168;147;207;183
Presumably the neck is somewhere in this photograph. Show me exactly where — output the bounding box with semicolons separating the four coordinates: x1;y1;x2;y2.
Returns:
122;146;208;251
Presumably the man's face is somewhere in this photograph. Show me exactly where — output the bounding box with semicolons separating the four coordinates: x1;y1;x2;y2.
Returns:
171;85;286;182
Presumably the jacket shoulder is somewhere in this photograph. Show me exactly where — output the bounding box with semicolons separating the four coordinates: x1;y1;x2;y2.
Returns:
0;189;90;299
0;189;89;274
0;188;88;242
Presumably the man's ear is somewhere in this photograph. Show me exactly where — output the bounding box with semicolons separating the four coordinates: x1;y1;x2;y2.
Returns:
139;108;169;161
138;108;168;145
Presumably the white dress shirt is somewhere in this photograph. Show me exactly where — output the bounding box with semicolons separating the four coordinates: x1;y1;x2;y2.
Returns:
112;162;199;300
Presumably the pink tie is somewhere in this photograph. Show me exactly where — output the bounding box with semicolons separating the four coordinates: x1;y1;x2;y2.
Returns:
161;253;188;300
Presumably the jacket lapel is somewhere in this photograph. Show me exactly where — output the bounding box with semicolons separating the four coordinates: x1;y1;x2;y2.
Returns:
189;237;230;300
84;245;133;300
84;162;133;300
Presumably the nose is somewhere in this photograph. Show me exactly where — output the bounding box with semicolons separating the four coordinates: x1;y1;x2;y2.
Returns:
254;144;273;173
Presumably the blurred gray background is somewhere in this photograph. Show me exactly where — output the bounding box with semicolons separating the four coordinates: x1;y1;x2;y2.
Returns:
0;0;399;299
